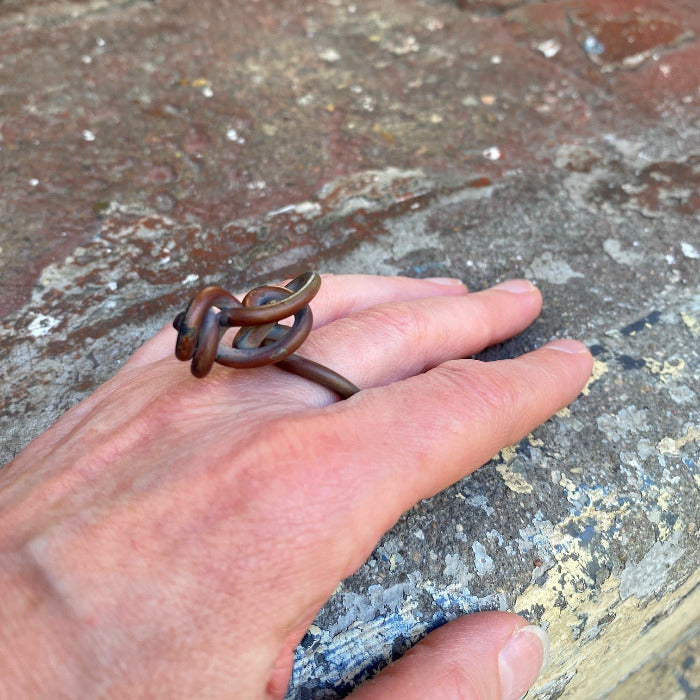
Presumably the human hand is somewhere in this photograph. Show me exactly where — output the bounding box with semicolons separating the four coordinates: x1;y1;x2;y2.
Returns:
0;274;592;698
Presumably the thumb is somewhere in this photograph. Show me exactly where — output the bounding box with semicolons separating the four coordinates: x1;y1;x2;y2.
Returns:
347;612;549;700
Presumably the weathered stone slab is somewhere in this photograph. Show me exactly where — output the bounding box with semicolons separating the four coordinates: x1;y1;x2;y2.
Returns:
1;0;698;697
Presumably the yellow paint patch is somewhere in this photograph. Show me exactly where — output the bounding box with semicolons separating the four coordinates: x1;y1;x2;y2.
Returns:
654;489;682;539
514;490;697;698
498;445;518;463
582;359;608;395
495;463;534;494
680;311;698;337
556;406;571;418
657;426;700;455
643;357;686;381
558;472;578;493
180;77;212;88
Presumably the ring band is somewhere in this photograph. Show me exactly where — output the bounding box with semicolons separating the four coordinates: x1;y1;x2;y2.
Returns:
173;271;359;399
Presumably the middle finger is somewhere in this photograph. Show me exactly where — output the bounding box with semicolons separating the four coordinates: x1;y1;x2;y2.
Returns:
298;279;542;394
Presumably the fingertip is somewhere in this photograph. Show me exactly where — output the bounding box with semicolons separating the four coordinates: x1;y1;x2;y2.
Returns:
491;278;538;295
542;339;595;389
347;612;547;700
498;623;550;700
423;276;469;292
488;278;542;313
543;339;591;355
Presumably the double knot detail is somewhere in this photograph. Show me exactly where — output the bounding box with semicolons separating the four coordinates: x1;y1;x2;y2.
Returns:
173;271;359;398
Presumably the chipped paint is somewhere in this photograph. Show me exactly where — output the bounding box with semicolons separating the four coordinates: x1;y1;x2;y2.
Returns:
26;313;60;337
498;444;518;463
514;486;698;698
680;311;699;337
582;359;609;396
656;426;700;455
604;238;644;266
496;442;535;494
643;357;686;381
526;252;584;284
2;2;699;698
472;541;495;576
496;463;534;494
597;405;650;443
680;241;699;259
619;532;686;600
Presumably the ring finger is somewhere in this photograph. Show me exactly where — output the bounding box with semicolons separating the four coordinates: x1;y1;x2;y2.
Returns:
296;278;543;398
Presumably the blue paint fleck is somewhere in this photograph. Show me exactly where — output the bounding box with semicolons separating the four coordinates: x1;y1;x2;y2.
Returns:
579;525;596;543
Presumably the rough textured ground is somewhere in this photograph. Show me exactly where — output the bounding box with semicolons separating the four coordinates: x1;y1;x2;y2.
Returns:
1;1;698;697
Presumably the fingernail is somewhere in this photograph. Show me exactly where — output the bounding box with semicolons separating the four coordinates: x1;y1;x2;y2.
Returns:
424;277;466;286
498;625;550;700
493;279;537;294
545;339;589;354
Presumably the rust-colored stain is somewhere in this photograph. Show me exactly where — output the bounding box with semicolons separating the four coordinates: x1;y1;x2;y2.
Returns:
569;7;695;71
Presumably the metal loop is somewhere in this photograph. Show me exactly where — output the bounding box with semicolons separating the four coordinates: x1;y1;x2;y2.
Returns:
173;272;359;399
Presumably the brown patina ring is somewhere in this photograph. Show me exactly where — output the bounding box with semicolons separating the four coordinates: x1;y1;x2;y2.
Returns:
173;271;359;399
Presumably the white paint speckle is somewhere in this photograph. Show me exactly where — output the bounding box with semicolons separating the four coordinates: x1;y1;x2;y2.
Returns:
482;146;502;160
82;129;96;142
472;541;495;576
29;178;40;187
680;241;699;259
537;39;561;58
597;406;650;443
28;313;60;337
669;384;696;405
443;552;473;583
226;128;245;144
182;273;200;285
619;533;685;600
526;252;584;284
319;48;341;63
269;201;321;219
604;239;644;266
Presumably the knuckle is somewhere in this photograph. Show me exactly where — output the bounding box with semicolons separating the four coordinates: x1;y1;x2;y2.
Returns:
359;302;429;346
434;360;525;421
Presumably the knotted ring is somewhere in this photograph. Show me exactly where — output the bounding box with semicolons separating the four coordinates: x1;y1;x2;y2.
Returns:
173;271;359;399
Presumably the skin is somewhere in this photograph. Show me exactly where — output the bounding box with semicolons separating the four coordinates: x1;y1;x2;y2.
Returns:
0;274;593;698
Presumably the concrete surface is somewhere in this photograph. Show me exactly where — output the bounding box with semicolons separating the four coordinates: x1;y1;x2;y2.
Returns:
1;0;698;697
